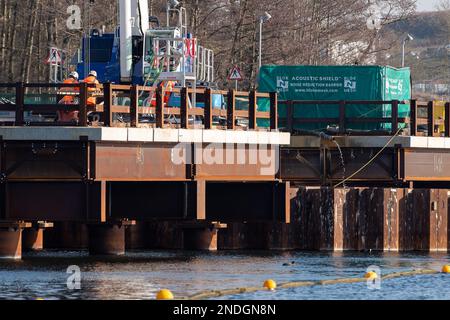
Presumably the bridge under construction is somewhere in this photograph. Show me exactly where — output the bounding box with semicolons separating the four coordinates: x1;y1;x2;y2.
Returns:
0;81;449;258
1;0;450;259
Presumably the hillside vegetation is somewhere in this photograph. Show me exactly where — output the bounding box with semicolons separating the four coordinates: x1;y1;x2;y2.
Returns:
382;10;449;84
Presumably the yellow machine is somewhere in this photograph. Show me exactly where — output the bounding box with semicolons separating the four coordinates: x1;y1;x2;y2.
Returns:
433;101;446;134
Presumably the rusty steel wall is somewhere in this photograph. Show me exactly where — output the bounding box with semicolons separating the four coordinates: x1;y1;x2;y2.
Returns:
95;143;187;181
44;222;89;249
109;181;196;220
406;189;448;251
146;221;184;250
217;222;299;250
403;150;450;181
383;189;402;251
2;137;450;253
281;148;397;185
283;147;450;186
291;187;449;252
1;141;86;180
0;140;286;224
4;182;101;222
205;182;290;223
195;144;278;181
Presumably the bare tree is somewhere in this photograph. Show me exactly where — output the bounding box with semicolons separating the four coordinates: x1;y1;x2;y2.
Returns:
0;0;417;87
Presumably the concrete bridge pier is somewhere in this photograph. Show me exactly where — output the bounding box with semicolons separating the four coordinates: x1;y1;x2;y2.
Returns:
182;222;227;251
0;222;30;259
88;221;134;255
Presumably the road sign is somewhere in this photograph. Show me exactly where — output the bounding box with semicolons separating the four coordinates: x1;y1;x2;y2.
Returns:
46;47;63;65
228;66;243;81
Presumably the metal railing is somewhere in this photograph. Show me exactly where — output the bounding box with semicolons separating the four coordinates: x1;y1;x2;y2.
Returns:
0;82;90;126
0;82;278;130
410;100;450;137
279;99;450;136
279;100;406;135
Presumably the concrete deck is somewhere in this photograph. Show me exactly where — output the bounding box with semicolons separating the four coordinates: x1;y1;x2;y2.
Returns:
0;127;291;145
290;135;450;149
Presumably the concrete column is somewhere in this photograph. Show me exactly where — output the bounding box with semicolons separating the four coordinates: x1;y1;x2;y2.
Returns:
22;228;44;251
88;224;125;255
0;228;23;259
184;228;218;251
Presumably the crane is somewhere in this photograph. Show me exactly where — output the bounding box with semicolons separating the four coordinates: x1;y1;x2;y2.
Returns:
73;0;220;122
75;0;214;88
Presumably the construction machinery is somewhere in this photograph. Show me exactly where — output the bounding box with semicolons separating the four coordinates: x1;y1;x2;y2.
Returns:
75;0;215;90
73;0;220;121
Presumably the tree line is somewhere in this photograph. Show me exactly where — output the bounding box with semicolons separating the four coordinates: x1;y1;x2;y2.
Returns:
0;0;417;88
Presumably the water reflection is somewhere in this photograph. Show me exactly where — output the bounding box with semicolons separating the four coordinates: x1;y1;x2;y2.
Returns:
0;250;448;300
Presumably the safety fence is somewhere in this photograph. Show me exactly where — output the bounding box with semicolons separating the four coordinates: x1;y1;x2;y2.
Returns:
410;100;450;137
0;82;278;130
2;83;447;137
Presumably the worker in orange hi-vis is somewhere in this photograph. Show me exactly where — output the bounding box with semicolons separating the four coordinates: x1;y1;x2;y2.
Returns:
83;70;100;107
58;71;80;123
150;81;175;107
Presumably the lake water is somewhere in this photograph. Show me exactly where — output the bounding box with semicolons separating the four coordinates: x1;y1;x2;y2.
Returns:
0;250;449;300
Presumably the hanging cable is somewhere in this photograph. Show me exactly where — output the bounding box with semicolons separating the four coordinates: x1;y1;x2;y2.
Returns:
333;126;403;188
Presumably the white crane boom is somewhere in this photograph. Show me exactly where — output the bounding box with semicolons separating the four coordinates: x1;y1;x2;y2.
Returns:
119;0;149;82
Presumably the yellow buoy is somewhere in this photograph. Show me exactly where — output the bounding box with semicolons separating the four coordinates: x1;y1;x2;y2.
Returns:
156;289;174;300
442;265;450;273
365;271;378;279
263;279;277;291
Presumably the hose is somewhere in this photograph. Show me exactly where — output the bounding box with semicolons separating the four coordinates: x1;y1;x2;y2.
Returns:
292;129;335;141
333;126;403;188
